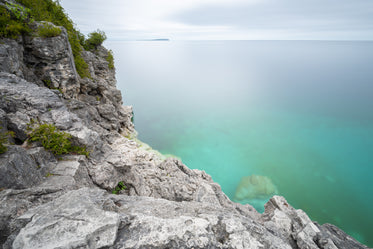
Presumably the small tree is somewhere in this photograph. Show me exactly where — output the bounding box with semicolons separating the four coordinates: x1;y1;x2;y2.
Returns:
84;29;106;50
0;128;14;154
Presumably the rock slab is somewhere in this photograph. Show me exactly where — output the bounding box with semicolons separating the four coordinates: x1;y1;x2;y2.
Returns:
12;188;119;249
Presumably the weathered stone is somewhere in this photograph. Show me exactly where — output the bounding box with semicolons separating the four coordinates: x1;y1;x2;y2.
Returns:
87;136;236;210
0;72;100;150
97;103;118;121
81;46;116;84
0;146;53;189
0;109;6;131
23;22;79;97
12;188;119;249
259;195;370;249
105;191;291;249
26;147;57;175
0;187;65;246
0;38;24;78
316;223;370;249
40;155;93;189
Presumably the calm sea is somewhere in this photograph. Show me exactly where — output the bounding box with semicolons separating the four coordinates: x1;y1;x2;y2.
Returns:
107;40;373;246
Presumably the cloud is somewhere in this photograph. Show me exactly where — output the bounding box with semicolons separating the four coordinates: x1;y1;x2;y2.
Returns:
60;0;373;40
170;0;373;39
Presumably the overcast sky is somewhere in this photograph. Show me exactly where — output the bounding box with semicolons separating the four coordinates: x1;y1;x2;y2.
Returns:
60;0;373;41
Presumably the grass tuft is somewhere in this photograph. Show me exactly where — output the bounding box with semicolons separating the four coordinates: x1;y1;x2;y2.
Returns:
27;120;89;157
38;22;61;37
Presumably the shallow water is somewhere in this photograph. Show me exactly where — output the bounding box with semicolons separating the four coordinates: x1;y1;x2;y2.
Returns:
107;40;373;246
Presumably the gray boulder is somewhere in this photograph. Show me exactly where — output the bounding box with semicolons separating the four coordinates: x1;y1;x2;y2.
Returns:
40;155;93;189
316;223;370;249
0;38;24;78
0;72;100;150
12;188;119;249
8;188;287;249
0;187;66;246
0;146;55;189
109;193;292;249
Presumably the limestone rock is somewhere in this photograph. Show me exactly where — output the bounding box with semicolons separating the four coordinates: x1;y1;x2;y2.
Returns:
262;195;319;248
109;193;292;249
87;136;242;212
0;109;7;132
0;72;99;150
259;195;370;249
23;22;79;97
0;38;24;78
6;188;290;249
40;155;93;189
316;223;370;249
77;46;134;134
12;188;119;249
0;146;55;189
0;187;66;246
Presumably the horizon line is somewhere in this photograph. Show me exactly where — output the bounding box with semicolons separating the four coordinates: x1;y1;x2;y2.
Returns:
106;38;373;42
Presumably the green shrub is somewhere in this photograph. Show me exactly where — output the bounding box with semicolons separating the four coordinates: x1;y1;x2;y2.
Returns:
1;21;29;39
106;50;114;69
0;128;14;154
6;2;32;22
38;22;61;37
77;31;86;47
74;54;91;78
84;30;107;51
112;181;126;194
27;120;89;157
0;5;30;39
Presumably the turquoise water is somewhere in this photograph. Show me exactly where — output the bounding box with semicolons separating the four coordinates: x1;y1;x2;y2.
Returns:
108;40;373;246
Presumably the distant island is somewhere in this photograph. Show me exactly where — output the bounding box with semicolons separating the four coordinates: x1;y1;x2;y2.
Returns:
137;38;170;41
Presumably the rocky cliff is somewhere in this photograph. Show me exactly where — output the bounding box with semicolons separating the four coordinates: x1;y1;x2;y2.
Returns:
0;3;371;249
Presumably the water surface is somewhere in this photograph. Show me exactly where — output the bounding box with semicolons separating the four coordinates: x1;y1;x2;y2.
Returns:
107;40;373;246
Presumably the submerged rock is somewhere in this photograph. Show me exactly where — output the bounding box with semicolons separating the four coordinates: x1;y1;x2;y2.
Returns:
234;174;278;201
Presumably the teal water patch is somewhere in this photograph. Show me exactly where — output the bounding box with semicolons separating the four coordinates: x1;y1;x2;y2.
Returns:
110;40;373;246
149;105;373;246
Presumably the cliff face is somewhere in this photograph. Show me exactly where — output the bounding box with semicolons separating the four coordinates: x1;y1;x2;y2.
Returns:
0;8;370;249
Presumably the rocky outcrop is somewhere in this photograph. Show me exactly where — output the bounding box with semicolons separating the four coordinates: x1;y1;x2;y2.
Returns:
12;188;119;249
23;22;79;98
0;146;56;189
0;9;370;249
0;39;24;78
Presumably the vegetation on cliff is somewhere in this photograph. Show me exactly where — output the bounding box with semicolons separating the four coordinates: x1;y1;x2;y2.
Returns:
27;120;89;157
0;3;31;38
0;0;116;77
112;181;127;194
37;22;61;37
83;29;107;51
106;49;115;69
0;0;92;78
0;127;14;154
